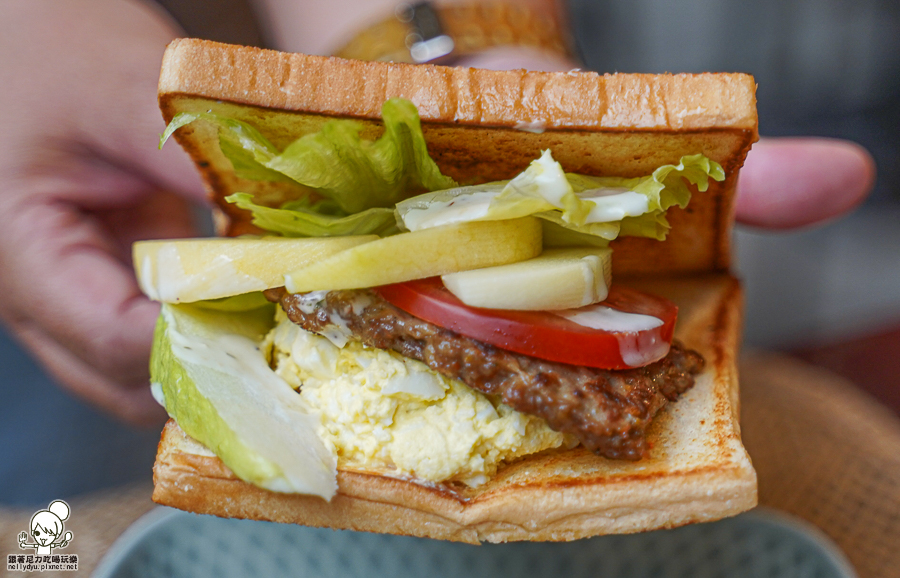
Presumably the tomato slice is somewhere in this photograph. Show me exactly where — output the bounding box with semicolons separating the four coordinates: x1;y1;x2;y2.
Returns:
374;277;677;370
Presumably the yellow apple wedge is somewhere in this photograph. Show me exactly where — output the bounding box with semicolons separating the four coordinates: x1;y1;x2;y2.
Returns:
134;236;377;303
284;217;542;292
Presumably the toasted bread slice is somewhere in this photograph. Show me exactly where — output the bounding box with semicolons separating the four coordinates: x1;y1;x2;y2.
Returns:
152;39;757;541
158;39;757;276
153;273;754;543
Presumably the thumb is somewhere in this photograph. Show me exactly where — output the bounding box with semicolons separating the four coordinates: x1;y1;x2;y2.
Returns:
735;137;875;229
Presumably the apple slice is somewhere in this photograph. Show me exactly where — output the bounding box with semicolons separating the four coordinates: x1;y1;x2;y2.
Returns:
284;217;542;292
134;235;376;303
441;247;612;310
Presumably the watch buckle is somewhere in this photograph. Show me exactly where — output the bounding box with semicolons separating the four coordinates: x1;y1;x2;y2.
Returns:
396;2;456;64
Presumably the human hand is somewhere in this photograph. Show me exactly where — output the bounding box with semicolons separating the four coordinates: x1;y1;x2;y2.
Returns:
0;0;206;425
0;0;875;430
735;137;875;229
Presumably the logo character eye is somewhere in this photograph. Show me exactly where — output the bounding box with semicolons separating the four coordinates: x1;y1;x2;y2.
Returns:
33;529;40;536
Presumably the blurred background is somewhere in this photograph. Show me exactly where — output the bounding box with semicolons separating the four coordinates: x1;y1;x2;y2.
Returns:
568;0;900;414
1;0;898;505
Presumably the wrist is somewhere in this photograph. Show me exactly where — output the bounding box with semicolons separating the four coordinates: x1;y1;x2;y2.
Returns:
332;1;577;67
257;0;576;68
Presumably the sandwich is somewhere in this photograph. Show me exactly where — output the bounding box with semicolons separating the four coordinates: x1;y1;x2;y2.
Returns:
136;38;758;543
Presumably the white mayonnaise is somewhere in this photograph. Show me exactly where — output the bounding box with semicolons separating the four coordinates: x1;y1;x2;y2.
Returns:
296;290;328;314
580;188;651;223
552;304;670;367
513;120;547;134
504;150;571;208
554;304;662;332
402;190;499;231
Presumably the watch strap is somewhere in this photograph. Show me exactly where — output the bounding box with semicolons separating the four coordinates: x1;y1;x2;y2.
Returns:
333;2;573;64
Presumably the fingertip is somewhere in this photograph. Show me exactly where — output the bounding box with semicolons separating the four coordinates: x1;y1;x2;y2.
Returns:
735;137;876;230
811;138;876;216
847;140;877;201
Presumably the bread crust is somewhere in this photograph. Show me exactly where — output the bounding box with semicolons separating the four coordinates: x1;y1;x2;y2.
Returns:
159;39;758;132
152;274;756;542
158;39;757;276
152;39;758;541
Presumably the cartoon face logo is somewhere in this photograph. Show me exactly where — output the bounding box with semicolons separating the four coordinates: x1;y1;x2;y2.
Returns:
18;500;74;555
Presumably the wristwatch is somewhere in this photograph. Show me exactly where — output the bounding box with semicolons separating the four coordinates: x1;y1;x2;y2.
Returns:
333;1;575;65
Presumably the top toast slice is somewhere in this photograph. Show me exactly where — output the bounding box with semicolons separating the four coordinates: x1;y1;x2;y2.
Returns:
158;38;757;276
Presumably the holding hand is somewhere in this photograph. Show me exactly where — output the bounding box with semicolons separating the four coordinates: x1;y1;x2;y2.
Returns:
0;0;205;424
0;0;876;427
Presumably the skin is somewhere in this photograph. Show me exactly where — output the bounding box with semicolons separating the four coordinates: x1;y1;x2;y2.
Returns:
0;0;876;425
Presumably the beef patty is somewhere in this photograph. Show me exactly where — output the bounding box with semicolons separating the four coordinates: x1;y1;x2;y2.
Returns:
266;287;704;461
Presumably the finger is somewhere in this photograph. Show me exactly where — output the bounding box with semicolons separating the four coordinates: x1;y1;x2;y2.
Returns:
12;318;166;426
2;0;206;204
96;189;200;262
72;1;208;203
2;197;167;386
735;137;875;229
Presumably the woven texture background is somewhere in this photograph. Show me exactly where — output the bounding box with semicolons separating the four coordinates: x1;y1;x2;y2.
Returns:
740;352;900;578
1;352;898;577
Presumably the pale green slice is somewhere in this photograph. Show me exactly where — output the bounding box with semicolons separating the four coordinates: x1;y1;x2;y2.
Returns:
151;302;337;498
441;247;612;310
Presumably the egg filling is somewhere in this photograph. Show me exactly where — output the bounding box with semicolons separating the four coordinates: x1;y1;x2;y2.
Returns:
264;308;569;486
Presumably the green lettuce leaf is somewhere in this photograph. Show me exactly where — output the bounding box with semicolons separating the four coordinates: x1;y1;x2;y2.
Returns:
268;99;457;213
226;193;399;237
567;153;725;239
160;112;293;183
540;220;616;248
396;151;724;242
161;99;457;214
536;212;621;243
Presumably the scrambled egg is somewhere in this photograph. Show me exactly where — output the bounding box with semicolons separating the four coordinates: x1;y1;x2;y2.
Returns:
264;309;568;486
